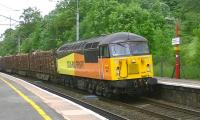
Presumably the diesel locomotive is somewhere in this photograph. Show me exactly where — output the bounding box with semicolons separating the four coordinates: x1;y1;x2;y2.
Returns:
0;32;157;97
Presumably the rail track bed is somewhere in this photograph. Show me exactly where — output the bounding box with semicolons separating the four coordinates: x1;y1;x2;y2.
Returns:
29;81;127;120
116;97;200;120
141;97;200;120
14;74;200;120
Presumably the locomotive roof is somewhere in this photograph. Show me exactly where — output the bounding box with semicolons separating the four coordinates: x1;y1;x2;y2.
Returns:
57;32;147;52
85;32;147;44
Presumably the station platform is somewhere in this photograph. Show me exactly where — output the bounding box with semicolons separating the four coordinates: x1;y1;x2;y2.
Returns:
157;77;200;89
156;77;200;108
0;72;107;120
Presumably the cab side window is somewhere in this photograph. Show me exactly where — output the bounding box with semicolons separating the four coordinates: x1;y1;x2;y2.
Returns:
100;45;110;58
84;42;99;63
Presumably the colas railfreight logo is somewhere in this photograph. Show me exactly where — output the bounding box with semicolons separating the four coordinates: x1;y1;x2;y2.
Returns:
67;61;84;68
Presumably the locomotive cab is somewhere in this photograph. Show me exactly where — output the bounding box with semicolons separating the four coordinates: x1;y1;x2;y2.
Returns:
98;40;154;81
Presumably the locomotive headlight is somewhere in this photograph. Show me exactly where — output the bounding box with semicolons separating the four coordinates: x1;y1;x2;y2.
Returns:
147;64;150;72
131;59;136;63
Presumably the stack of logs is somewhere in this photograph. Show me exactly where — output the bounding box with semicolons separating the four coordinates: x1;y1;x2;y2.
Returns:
0;50;57;77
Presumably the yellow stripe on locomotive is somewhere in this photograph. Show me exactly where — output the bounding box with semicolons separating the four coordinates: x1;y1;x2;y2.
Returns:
57;53;75;76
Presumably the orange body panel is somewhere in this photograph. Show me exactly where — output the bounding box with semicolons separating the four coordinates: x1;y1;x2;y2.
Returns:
98;58;112;80
57;53;112;80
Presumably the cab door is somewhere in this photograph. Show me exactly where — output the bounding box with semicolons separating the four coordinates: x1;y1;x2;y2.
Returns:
99;45;111;80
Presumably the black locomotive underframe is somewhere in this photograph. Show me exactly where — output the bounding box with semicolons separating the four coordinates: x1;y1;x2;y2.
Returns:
3;69;157;97
55;75;157;97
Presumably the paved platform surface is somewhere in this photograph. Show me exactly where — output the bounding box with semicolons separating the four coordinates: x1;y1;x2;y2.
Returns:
0;72;107;120
157;77;200;89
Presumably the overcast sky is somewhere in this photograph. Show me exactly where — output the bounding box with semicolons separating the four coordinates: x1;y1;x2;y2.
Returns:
0;0;58;40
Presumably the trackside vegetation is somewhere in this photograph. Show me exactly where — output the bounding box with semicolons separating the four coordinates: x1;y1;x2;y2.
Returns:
0;0;200;79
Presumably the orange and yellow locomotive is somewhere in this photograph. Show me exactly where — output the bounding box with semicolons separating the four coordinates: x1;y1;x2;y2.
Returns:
0;32;157;96
56;32;157;96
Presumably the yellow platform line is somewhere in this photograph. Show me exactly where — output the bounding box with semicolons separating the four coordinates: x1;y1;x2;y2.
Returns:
0;77;52;120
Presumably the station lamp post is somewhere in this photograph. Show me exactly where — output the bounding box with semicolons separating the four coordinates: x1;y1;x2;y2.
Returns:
76;0;79;41
66;0;79;41
172;21;181;79
165;16;181;79
175;22;180;79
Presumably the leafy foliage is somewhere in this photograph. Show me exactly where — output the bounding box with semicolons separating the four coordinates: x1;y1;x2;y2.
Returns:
0;0;200;79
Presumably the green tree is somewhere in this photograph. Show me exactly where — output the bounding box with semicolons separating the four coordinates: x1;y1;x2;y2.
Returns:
18;7;42;52
0;29;18;55
20;7;42;24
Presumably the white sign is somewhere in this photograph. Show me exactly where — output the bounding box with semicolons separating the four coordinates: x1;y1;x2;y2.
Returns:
172;37;180;45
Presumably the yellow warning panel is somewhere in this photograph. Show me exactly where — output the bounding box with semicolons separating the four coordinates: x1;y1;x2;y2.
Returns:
57;53;75;75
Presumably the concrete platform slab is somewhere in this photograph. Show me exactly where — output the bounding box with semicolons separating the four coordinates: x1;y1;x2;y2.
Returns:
0;75;64;120
156;77;200;107
157;77;200;89
0;72;107;120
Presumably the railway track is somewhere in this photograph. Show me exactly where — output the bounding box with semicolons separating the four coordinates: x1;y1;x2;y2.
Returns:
141;97;200;119
31;81;128;120
105;97;200;120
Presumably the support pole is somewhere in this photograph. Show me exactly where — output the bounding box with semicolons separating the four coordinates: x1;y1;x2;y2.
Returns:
175;22;180;79
18;35;20;53
76;0;79;41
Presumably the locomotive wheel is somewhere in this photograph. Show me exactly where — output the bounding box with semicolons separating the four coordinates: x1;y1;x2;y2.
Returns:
69;77;75;88
88;82;95;94
95;83;103;96
102;84;111;98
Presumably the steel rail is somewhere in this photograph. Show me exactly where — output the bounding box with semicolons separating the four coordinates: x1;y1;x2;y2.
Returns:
141;97;200;117
31;82;128;120
101;99;177;120
108;98;200;120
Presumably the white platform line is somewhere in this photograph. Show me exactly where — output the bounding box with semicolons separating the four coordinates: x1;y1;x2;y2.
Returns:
158;81;200;89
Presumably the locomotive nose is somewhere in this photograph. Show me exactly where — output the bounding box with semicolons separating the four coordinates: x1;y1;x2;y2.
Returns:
115;56;153;79
128;57;152;77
